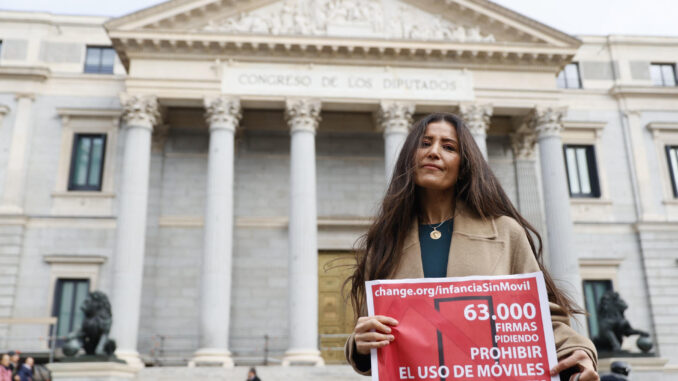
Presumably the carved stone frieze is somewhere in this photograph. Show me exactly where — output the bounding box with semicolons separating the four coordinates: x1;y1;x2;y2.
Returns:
377;101;415;135
121;94;160;129
460;103;493;136
204;96;242;132
202;0;495;43
285;98;322;134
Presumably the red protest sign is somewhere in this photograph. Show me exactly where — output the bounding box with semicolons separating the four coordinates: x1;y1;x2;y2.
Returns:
366;272;558;381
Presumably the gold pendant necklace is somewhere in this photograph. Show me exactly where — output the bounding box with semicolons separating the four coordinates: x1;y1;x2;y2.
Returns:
429;218;449;240
430;229;442;240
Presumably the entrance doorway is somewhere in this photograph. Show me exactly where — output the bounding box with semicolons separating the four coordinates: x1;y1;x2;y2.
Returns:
318;251;356;364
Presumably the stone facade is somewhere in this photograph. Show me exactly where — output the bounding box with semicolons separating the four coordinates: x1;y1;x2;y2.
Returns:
0;1;677;378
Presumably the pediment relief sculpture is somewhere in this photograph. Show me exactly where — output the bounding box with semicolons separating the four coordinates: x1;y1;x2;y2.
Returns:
201;0;495;43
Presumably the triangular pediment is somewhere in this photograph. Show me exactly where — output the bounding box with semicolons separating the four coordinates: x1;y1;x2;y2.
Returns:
198;0;498;43
107;0;580;71
107;0;579;47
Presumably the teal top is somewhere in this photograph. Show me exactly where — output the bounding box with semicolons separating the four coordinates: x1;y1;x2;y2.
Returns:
418;218;454;278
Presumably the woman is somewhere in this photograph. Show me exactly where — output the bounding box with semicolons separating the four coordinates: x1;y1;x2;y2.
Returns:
0;354;12;381
246;367;261;381
345;113;598;381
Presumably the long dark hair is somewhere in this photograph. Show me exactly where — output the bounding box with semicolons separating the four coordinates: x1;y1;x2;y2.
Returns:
347;112;581;318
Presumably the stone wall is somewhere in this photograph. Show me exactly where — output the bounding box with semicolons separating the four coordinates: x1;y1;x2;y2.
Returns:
135;125;389;361
638;228;678;360
0;224;24;348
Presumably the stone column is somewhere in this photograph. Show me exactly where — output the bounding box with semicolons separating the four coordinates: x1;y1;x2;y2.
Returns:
0;94;34;215
460;103;492;160
510;122;546;238
110;95;159;368
282;98;324;366
378;101;415;183
624;111;658;220
190;96;241;368
529;107;585;328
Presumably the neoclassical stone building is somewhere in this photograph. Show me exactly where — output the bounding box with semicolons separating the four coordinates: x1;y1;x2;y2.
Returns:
0;0;677;377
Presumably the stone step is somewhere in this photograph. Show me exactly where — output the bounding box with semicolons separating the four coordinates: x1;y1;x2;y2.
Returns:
137;365;365;381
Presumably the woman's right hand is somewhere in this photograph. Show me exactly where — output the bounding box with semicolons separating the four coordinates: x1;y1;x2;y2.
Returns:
354;315;399;355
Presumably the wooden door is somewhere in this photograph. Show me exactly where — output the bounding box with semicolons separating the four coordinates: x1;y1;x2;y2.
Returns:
318;252;356;364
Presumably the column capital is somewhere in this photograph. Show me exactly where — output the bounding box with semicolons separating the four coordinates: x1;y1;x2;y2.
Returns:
623;109;642;119
529;106;566;139
377;101;415;135
121;94;160;130
459;103;493;136
510;126;537;160
0;104;9;117
204;96;242;132
285;98;321;134
14;93;35;102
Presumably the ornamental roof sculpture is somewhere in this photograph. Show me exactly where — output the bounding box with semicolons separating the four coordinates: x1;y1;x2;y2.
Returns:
200;0;495;43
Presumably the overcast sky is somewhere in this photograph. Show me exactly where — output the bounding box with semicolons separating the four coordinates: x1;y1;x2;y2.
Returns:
1;0;676;37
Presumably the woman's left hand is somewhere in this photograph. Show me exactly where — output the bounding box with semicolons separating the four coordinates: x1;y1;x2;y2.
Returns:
550;349;599;381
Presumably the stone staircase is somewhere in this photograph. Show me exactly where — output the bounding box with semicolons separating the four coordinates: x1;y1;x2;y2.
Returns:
137;365;366;381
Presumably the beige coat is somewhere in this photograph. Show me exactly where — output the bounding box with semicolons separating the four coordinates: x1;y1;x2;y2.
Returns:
345;202;598;375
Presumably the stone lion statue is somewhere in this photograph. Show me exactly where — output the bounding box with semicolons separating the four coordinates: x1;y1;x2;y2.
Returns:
63;291;117;357
593;291;650;353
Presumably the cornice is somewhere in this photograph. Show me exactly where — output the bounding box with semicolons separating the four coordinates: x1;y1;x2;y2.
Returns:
43;255;107;264
610;85;678;98
562;120;607;131
0;66;51;82
646;121;678;139
465;0;581;47
110;29;577;71
635;221;678;232
109;29;580;53
647;121;678;132
57;108;122;118
0;10;109;27
104;0;218;31
578;258;624;267
578;35;678;47
605;35;678;47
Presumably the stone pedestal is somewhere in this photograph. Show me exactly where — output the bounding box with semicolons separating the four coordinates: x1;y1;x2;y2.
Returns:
47;362;138;381
598;357;671;380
